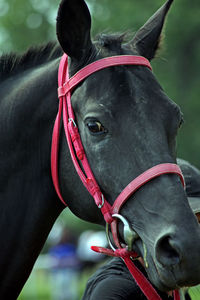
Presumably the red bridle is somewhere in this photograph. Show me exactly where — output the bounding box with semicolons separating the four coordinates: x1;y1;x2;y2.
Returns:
51;53;184;300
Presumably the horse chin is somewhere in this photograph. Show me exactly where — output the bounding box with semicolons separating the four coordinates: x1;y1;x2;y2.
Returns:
134;238;200;292
144;259;179;292
133;239;180;292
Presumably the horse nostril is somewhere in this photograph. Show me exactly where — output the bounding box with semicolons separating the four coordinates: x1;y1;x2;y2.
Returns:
155;235;181;267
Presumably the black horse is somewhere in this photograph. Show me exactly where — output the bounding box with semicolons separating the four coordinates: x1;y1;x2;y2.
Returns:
0;0;200;299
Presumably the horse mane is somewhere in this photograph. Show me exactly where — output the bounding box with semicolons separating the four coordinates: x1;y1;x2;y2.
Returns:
0;42;62;81
0;33;131;81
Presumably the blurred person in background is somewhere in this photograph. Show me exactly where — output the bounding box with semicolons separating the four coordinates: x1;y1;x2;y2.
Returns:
49;228;80;300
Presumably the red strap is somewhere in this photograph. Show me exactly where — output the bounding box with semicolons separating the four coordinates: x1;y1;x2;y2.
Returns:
124;257;162;300
124;259;179;300
91;246;138;258
51;99;66;205
52;54;181;300
51;55;67;205
58;55;152;97
112;163;185;215
92;246;180;300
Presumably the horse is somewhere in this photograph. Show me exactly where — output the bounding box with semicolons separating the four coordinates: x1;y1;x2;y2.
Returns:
0;0;200;299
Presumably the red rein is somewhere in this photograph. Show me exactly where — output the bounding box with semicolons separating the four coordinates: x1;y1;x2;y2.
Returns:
51;54;184;300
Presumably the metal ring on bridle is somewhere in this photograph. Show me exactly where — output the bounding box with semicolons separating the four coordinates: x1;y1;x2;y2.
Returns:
106;222;117;251
113;214;139;251
106;214;139;252
98;194;105;209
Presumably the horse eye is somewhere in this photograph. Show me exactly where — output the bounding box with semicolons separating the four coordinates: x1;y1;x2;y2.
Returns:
87;120;107;134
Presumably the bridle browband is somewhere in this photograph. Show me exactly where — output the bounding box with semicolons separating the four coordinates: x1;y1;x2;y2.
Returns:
51;53;184;300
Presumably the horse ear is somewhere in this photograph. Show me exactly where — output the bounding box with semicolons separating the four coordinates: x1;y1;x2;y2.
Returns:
56;0;92;60
130;0;174;60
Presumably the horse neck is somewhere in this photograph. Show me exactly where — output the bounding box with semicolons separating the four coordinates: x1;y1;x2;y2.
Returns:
0;57;64;297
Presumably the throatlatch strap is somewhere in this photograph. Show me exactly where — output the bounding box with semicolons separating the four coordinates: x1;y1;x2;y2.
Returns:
51;53;182;300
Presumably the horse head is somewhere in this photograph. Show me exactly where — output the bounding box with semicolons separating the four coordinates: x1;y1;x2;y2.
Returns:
56;0;200;292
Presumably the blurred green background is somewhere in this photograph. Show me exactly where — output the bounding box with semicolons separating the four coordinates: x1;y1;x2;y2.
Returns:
0;0;200;299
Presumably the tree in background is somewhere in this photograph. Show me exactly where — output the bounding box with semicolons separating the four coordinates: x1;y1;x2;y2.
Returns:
0;0;199;167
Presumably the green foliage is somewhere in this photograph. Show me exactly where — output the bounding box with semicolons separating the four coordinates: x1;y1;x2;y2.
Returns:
18;270;52;300
0;0;60;52
58;209;103;234
18;263;104;300
1;0;199;167
189;285;200;300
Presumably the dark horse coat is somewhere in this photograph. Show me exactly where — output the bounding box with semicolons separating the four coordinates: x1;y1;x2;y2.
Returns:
1;0;200;298
82;159;200;300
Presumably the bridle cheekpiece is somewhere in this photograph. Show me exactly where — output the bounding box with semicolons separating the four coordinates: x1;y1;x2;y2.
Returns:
51;53;184;300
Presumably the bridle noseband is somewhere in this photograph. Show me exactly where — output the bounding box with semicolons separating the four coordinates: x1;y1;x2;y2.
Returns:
51;54;184;300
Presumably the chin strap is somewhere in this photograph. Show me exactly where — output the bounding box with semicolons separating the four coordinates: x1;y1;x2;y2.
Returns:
52;53;183;300
91;246;180;300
